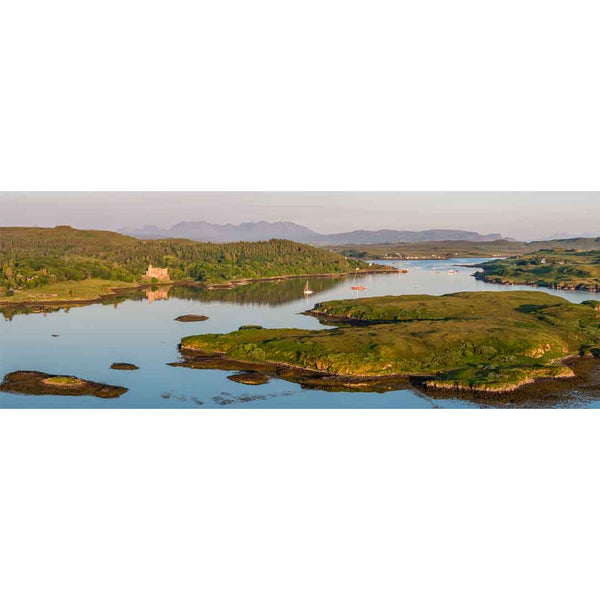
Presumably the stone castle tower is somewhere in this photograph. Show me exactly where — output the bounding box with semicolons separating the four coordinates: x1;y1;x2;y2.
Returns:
144;264;170;281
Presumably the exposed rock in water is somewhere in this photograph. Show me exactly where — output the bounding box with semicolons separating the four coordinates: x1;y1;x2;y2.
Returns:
227;372;270;385
238;325;264;330
175;314;209;322
110;363;140;370
0;371;128;398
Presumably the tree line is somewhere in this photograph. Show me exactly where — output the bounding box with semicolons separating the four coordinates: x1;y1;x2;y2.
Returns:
0;226;365;293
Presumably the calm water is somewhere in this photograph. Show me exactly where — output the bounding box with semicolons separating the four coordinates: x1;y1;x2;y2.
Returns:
2;258;600;409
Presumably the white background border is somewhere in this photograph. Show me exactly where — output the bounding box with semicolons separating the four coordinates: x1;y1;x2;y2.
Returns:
1;1;600;599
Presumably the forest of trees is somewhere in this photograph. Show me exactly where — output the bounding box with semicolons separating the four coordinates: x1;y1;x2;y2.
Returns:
0;226;367;294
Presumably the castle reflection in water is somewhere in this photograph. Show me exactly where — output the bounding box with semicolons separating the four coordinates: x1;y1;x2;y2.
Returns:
145;286;171;304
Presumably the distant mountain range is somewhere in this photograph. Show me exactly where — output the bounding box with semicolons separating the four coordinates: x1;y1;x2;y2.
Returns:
119;221;504;244
312;229;504;245
543;232;600;241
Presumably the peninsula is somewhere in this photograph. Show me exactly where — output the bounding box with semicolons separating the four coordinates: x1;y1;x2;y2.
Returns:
175;291;600;394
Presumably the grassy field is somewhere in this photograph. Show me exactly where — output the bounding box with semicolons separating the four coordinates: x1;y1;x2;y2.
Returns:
0;278;137;304
476;250;600;291
180;291;600;392
42;376;85;387
328;238;600;260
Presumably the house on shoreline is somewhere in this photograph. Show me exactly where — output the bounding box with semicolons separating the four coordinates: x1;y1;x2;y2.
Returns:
144;264;170;282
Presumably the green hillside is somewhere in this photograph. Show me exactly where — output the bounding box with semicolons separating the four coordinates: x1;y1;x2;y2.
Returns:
0;226;367;301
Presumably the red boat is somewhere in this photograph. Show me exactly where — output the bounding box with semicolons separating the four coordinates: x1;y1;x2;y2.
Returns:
350;269;367;291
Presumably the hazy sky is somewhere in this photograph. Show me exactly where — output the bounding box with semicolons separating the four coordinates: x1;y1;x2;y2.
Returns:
0;192;598;240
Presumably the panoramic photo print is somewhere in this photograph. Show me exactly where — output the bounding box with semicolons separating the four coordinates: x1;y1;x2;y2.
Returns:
2;191;600;409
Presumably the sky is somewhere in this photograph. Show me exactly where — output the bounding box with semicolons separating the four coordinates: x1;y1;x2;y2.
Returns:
0;192;598;240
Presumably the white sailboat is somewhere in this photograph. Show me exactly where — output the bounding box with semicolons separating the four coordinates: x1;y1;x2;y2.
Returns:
304;281;314;295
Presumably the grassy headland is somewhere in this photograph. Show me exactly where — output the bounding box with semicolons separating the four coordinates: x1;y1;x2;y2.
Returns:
0;226;375;303
475;250;600;291
177;291;600;393
0;278;138;304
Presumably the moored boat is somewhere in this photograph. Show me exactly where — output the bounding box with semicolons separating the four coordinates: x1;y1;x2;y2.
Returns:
350;268;367;291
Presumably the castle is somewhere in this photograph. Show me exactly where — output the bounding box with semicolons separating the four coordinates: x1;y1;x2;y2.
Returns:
144;264;170;282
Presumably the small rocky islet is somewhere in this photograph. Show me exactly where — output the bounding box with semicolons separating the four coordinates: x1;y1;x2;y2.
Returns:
227;372;270;385
0;371;128;398
175;314;209;322
110;363;140;370
174;291;600;396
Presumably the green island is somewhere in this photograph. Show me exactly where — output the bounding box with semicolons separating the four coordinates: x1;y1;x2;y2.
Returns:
476;250;600;291
0;226;382;305
175;291;600;394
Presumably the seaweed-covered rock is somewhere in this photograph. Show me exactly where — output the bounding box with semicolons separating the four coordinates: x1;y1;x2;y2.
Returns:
175;314;209;322
110;363;139;370
0;371;128;398
227;372;270;385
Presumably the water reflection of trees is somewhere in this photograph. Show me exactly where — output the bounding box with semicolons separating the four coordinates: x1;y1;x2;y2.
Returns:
169;277;342;306
0;277;348;319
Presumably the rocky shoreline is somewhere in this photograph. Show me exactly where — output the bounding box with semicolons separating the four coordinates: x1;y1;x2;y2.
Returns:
171;347;414;393
171;345;596;402
420;356;600;407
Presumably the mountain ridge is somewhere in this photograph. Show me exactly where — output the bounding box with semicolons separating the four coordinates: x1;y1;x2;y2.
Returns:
119;221;504;244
